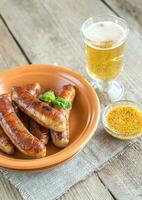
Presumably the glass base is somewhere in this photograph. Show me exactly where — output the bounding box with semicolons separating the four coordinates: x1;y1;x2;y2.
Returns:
91;80;124;106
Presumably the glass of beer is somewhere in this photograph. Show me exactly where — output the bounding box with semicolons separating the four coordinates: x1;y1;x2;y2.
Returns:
81;15;129;104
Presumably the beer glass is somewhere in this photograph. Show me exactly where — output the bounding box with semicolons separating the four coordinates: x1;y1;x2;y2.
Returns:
81;15;129;104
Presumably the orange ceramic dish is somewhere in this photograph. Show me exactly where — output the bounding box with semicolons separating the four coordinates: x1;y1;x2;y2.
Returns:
0;64;100;172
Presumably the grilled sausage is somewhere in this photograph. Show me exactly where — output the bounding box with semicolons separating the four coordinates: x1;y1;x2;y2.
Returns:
25;83;49;143
0;94;46;158
0;126;14;154
30;120;49;144
50;85;76;148
13;83;41;114
15;83;49;143
11;86;66;132
0;93;15;154
24;83;41;96
14;83;41;128
0;83;42;155
17;110;30;128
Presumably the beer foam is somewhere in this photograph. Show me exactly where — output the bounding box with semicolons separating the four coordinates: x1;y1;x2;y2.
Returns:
84;21;126;48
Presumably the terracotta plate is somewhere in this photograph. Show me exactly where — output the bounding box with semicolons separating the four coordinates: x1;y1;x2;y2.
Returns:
0;64;100;172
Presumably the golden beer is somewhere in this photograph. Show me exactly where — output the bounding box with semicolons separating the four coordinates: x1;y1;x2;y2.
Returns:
83;21;126;81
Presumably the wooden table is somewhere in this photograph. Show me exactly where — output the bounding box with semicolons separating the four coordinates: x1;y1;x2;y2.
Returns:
0;0;142;199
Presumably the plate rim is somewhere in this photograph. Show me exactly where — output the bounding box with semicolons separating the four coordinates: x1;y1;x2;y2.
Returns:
0;64;100;170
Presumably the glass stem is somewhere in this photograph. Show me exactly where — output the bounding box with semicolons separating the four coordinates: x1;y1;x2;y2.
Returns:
101;81;110;92
99;81;110;105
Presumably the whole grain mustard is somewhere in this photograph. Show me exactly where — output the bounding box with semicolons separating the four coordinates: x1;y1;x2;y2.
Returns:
107;105;142;134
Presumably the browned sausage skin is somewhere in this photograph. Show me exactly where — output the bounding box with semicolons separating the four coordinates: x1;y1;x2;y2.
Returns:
0;126;14;154
14;83;49;144
0;94;15;154
0;94;46;158
50;85;76;148
13;84;49;145
13;83;41;124
15;83;40;128
0;83;41;155
24;83;41;96
30;120;49;144
11;87;66;132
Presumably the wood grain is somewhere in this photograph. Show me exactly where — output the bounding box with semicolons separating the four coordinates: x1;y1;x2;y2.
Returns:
0;0;110;76
98;139;142;200
0;174;22;200
0;15;27;200
0;0;142;200
103;0;142;34
60;175;115;200
0;1;116;199
0;17;28;71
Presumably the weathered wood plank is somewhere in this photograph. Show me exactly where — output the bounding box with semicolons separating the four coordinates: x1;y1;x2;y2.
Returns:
0;1;117;199
0;0;110;75
103;0;142;34
0;1;116;199
0;172;115;200
0;17;28;200
98;139;142;200
0;17;28;71
0;174;22;200
0;0;142;90
0;0;142;200
60;174;114;200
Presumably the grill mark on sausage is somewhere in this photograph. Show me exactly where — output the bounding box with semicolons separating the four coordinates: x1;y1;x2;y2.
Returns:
0;125;14;154
0;83;42;155
11;86;66;132
0;94;46;158
30;120;49;144
0;95;15;121
50;85;76;148
42;105;53;112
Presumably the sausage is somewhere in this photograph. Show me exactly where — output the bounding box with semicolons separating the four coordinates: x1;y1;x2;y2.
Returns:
13;83;49;144
0;83;47;155
11;86;66;132
50;85;76;148
0;94;46;158
24;83;41;96
17;110;30;128
15;83;49;144
25;83;49;144
0;94;15;154
13;83;41;116
0;126;14;154
30;120;49;144
14;83;41;128
13;83;41;112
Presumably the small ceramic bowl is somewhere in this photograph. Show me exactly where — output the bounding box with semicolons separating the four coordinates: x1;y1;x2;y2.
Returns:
102;100;142;140
0;64;100;172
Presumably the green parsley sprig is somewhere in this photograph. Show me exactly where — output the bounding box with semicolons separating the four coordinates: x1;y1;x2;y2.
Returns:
39;91;71;109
